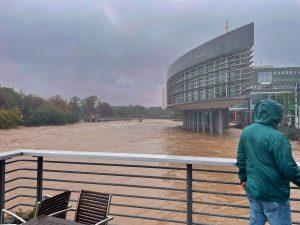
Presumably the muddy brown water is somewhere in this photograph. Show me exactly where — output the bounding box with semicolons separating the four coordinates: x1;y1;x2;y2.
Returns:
1;119;300;225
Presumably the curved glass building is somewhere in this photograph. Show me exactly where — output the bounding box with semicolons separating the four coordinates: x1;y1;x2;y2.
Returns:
167;23;254;134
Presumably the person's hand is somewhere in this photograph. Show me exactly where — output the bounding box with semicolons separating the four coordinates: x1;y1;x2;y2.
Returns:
241;181;246;190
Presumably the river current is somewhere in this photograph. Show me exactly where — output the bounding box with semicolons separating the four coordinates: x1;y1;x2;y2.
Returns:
1;120;300;224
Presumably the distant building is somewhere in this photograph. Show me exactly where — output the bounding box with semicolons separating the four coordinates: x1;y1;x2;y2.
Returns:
249;66;300;126
251;65;300;97
228;66;300;127
166;23;254;134
166;20;300;130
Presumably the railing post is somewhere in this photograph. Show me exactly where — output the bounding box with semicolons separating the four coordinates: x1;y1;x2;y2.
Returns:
0;160;5;223
186;164;193;225
37;157;43;202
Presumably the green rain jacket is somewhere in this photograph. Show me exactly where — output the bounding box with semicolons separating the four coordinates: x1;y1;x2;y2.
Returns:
236;99;300;202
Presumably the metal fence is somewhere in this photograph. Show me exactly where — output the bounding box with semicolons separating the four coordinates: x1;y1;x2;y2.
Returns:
0;149;300;225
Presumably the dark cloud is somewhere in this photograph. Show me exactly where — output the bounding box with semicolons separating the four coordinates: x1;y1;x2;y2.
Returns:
0;0;300;106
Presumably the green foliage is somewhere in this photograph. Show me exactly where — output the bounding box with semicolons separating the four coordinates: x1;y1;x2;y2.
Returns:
0;86;176;128
49;95;68;110
25;105;75;126
82;95;98;118
0;86;22;109
0;109;21;129
0;87;85;127
173;111;183;118
145;106;171;118
98;102;113;117
20;94;46;119
68;96;81;122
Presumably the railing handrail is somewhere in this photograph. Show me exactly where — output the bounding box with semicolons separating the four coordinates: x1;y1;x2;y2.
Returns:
0;150;22;161
0;149;237;166
1;149;300;224
3;149;300;166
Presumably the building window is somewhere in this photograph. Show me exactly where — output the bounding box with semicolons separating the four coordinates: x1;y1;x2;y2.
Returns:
258;71;272;84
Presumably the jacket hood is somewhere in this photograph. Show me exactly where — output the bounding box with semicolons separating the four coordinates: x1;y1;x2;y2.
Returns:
253;99;283;128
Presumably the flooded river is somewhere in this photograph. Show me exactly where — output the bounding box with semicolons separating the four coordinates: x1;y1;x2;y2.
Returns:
1;119;300;158
0;119;239;156
1;119;300;224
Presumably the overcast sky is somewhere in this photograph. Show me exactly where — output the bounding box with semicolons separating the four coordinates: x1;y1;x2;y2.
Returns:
0;0;300;106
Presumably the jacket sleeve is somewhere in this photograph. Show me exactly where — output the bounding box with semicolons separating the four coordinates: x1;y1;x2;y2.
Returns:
272;135;300;187
236;133;247;182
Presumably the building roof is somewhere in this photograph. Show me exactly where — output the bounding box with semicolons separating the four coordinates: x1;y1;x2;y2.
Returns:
167;22;254;79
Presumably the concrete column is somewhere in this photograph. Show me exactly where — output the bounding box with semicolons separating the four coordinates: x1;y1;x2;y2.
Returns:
249;98;252;124
223;108;229;129
186;111;190;130
190;111;192;131
184;111;186;130
183;111;186;130
195;111;197;131
216;109;224;135
185;111;188;130
202;111;205;132
193;110;197;131
209;110;213;134
185;111;187;130
182;111;184;130
191;111;193;131
192;110;195;131
197;111;199;132
188;111;191;131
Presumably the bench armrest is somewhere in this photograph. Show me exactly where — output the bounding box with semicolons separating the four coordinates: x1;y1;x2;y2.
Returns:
49;208;75;217
2;209;26;224
95;216;113;225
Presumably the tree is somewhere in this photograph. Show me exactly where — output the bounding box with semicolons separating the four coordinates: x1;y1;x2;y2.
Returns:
0;108;21;129
98;102;113;117
112;106;128;117
68;96;81;122
25;105;70;126
49;95;67;111
132;105;146;117
20;94;46;118
82;95;98;118
0;86;22;109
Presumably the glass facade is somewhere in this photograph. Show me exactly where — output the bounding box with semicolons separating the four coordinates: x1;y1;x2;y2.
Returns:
167;49;253;105
166;23;254;133
257;71;272;84
253;67;300;91
249;67;300;126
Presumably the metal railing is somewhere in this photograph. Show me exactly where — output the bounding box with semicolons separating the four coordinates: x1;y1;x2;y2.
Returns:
0;149;299;225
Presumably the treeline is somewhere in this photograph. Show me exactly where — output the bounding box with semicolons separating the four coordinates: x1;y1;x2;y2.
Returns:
112;105;173;118
0;86;177;129
0;86;84;128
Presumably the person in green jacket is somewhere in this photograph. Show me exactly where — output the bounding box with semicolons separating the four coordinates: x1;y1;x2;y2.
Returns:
236;99;300;225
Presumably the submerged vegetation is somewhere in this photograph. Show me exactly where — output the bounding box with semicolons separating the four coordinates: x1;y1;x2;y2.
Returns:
0;86;177;129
